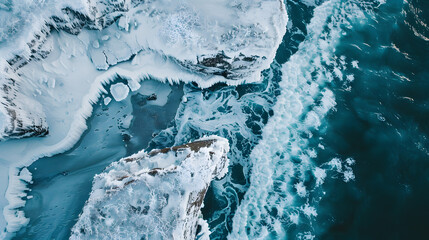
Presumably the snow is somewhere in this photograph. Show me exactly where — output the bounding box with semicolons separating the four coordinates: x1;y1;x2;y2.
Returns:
70;136;229;239
117;15;130;32
92;40;100;49
110;83;129;101
196;218;211;240
18;168;32;184
1;0;288;85
0;109;6;138
0;0;287;236
0;64;49;141
127;78;141;92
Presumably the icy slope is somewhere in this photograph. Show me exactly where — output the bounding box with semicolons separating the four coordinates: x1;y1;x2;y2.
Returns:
70;136;229;240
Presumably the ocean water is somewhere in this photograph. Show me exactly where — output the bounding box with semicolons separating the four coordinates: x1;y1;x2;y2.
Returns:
227;0;428;238
3;0;429;239
317;0;429;239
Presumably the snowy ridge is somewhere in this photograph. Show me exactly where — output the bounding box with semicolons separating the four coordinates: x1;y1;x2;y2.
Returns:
70;136;229;240
0;0;125;61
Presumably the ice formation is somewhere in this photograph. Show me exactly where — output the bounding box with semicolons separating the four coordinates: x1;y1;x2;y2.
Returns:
0;0;287;141
1;0;287;85
70;136;229;240
0;0;287;235
103;96;111;105
110;82;129;101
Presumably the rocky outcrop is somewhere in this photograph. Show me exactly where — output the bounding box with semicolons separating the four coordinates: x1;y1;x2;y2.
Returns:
70;136;229;240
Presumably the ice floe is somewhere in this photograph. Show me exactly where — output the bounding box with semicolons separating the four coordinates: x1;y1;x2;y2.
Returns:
110;82;129;101
103;96;111;105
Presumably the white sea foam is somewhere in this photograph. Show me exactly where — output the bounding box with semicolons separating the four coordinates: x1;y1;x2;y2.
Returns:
295;182;307;198
230;0;367;238
325;157;356;183
314;167;327;187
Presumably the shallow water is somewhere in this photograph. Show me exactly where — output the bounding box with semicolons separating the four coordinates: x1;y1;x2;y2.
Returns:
15;80;183;239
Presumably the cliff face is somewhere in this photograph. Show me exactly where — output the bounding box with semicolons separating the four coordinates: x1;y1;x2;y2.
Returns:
70;136;229;240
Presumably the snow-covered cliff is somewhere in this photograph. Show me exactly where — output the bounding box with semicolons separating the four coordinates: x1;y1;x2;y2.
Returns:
70;136;229;239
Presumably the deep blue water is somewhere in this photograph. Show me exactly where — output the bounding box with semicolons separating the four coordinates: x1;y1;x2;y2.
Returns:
317;0;429;239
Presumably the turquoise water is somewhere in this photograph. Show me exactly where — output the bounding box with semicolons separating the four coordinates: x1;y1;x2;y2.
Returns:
15;80;183;239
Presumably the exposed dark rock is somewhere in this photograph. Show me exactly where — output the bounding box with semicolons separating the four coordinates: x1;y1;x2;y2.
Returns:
146;93;157;101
